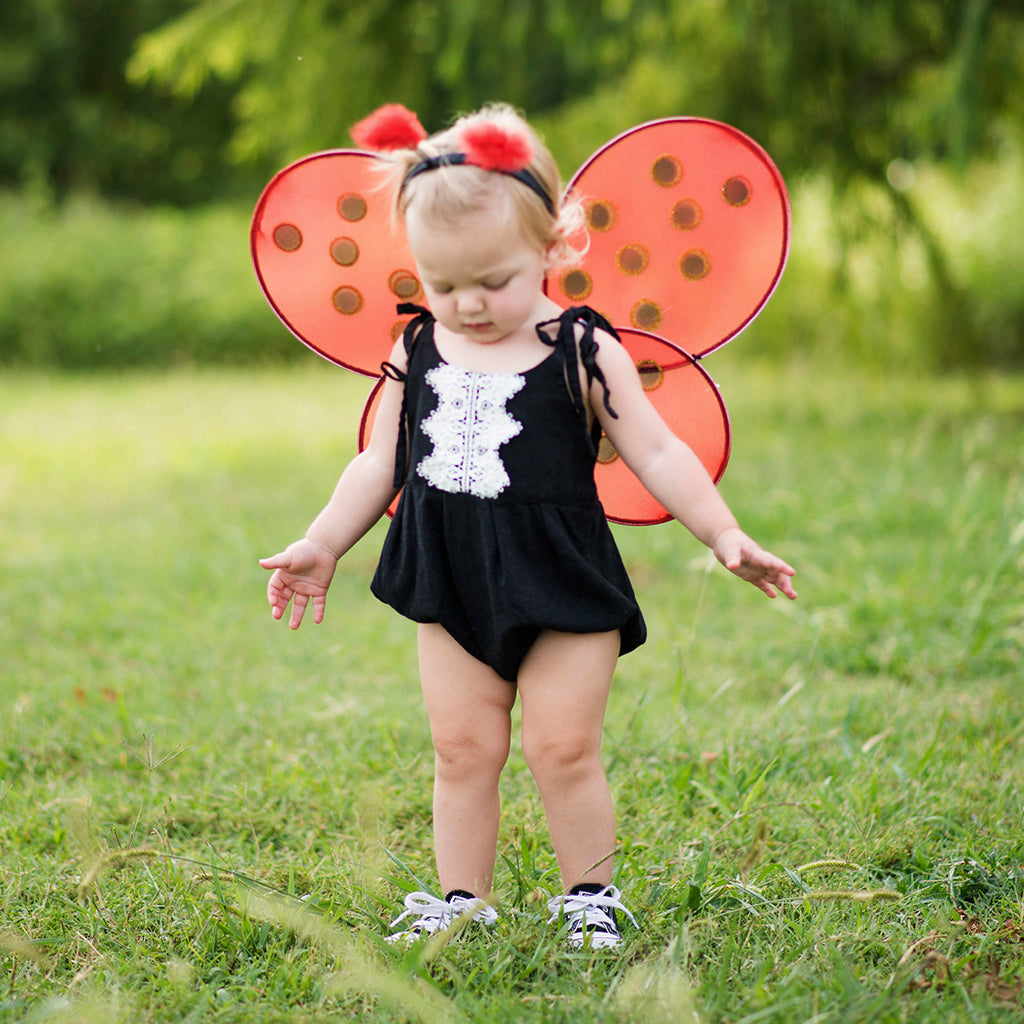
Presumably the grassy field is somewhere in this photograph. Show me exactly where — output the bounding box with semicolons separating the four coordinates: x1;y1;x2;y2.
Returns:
2;359;1023;1023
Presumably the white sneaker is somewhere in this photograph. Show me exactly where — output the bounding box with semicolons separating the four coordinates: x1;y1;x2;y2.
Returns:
546;885;636;949
386;891;498;945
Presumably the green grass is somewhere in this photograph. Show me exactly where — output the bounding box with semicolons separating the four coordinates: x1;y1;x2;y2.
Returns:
2;361;1023;1023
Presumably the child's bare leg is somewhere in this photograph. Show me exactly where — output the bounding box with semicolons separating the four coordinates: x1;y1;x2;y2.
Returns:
417;623;517;897
517;629;620;891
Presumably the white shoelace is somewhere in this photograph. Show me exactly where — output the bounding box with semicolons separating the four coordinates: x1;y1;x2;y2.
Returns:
546;885;637;949
387;891;498;944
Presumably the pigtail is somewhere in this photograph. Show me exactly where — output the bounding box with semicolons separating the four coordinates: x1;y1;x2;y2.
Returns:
548;191;589;272
350;104;427;151
349;104;432;225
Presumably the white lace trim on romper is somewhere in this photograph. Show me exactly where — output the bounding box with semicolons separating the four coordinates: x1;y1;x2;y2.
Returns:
417;364;525;499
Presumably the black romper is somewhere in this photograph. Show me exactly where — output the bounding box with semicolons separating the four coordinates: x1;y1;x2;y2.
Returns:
370;305;646;682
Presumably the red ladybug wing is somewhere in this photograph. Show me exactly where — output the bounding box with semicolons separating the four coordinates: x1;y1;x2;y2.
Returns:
251;150;423;375
548;118;790;359
357;375;401;519
596;329;730;525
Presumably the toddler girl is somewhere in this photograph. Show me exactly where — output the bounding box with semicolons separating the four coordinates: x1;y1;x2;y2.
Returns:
260;103;796;949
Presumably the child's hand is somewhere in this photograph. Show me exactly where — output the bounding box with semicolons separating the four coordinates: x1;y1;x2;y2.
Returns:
259;539;339;628
712;528;797;600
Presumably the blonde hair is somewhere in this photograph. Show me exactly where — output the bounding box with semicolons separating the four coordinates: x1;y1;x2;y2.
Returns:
383;104;585;270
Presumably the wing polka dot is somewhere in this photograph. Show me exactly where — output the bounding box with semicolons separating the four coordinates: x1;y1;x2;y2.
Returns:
332;286;364;315
630;300;663;330
723;175;752;206
651;154;683;186
560;268;593;301
636;358;664;391
680;249;711;281
670;199;702;230
272;224;302;251
330;237;359;266
337;193;368;221
388;270;423;302
616;244;650;275
586;200;617;231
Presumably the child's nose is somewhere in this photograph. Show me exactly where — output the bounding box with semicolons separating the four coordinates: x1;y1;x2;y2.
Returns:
457;289;485;312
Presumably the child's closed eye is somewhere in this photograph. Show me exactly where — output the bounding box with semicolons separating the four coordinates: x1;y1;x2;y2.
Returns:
425;276;510;294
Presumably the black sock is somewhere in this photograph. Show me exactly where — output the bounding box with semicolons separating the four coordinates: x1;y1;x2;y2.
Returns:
444;888;477;902
568;883;607;896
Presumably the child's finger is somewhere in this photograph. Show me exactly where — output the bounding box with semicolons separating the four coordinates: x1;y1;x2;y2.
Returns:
259;552;290;570
266;572;292;615
770;556;796;578
755;564;797;600
762;556;797;600
289;593;309;629
776;572;798;600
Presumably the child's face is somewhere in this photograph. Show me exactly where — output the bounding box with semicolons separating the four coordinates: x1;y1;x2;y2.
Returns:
404;201;549;345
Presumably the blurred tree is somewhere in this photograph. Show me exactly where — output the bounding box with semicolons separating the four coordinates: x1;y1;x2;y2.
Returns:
0;0;244;203
8;0;1022;203
125;0;1024;370
674;0;1021;180
676;0;1024;366
127;0;1023;177
127;0;672;168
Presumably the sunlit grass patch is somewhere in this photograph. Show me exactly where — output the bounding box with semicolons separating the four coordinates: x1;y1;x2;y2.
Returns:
2;364;1023;1022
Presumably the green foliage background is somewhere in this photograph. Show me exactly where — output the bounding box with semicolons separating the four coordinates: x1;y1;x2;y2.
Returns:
0;0;1022;370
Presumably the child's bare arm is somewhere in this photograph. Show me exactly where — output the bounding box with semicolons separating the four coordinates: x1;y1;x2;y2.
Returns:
593;335;796;599
259;340;408;626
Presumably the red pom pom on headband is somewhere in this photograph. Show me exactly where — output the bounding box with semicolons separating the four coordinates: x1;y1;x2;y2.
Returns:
460;121;535;172
350;104;427;151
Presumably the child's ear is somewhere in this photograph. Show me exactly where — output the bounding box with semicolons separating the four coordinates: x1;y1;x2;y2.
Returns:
542;242;559;271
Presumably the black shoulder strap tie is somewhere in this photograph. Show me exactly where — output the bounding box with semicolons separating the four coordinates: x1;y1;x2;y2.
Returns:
397;302;432;357
538;307;620;424
387;303;433;488
397;302;430;317
574;307;619;422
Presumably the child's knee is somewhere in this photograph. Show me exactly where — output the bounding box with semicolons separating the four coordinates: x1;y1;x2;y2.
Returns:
432;729;510;780
522;729;601;785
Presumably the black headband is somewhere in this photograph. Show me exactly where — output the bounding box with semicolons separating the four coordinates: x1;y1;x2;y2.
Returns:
402;152;555;215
